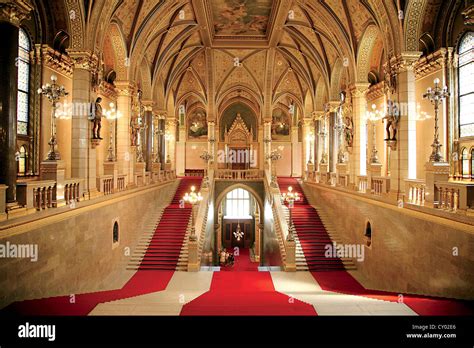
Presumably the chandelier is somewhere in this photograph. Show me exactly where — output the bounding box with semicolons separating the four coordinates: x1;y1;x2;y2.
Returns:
233;222;244;241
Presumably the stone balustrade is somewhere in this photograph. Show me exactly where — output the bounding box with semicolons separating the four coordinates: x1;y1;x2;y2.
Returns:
215;169;263;180
97;175;114;195
371;176;390;196
17;180;57;211
435;181;474;212
117;174;127;192
357;175;368;193
405;179;426;206
63;179;83;204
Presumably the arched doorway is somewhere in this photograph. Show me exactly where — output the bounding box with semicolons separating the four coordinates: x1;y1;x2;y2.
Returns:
214;184;264;266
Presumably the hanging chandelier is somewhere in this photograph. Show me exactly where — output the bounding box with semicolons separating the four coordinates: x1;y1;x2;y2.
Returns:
233;222;244;241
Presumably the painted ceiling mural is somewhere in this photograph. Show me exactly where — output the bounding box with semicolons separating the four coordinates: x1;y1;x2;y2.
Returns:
211;0;273;36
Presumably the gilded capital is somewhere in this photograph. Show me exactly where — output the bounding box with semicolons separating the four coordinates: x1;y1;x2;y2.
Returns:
0;0;33;26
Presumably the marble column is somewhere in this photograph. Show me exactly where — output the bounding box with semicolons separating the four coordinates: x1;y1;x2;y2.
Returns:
0;21;19;203
350;83;370;184
68;51;101;197
390;52;422;196
144;103;154;172
115;82;134;185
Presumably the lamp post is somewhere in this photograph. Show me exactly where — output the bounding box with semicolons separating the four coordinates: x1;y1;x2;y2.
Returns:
423;78;450;163
104;102;122;162
38;74;68;161
366;104;383;164
281;186;300;242
183;185;203;241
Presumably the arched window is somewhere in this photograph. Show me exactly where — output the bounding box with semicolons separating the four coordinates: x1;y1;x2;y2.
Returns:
17;28;30;136
225;188;250;218
364;221;372;248
471;149;474;179
461;148;469;178
113;221;119;244
458;32;474;138
17;146;27;176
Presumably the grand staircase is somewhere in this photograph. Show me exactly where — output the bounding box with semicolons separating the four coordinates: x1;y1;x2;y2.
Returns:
278;178;356;271
127;177;202;271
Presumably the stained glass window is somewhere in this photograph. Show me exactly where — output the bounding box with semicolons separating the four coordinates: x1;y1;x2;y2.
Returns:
17;28;30;136
459;32;474;138
225;188;251;218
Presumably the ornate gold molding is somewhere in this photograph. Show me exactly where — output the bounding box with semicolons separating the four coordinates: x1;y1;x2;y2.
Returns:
462;5;474;25
36;45;74;77
99;81;117;99
68;50;99;72
391;51;423;74
0;0;33;26
366;82;385;102
414;48;453;80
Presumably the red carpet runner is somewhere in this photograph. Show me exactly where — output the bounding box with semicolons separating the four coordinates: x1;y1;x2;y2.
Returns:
1;177;201;315
278;178;345;271
139;177;202;270
181;249;316;316
277;177;474;316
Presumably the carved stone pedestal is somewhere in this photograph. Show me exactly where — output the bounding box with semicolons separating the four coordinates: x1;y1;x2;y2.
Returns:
425;161;450;207
135;162;146;186
336;163;349;187
152;162;162;182
104;162;119;190
284;240;296;272
40;160;66;205
320;163;329;184
187;239;199;272
368;163;382;177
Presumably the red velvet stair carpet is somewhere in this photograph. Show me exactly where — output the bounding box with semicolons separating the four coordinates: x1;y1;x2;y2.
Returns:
181;249;316;316
1;177;202;316
277;177;474;316
138;177;202;270
278;178;345;271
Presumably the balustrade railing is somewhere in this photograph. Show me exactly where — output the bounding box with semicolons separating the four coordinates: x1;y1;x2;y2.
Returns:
357;175;368;193
98;175;114;195
63;179;82;204
215;169;263;180
371;176;390;196
405;179;426;206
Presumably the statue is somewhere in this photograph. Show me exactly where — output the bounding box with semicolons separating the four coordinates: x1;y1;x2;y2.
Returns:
130;118;139;146
91;97;103;139
342;93;354;148
383;100;400;141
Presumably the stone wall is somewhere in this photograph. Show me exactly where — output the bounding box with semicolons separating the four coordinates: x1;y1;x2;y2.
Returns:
0;181;178;309
303;182;474;300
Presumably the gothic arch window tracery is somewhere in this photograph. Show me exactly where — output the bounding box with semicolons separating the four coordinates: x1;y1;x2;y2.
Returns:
458;32;474;138
17;28;31;136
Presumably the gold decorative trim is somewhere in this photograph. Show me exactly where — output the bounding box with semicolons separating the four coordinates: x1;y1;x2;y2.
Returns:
414;48;453;80
39;45;74;77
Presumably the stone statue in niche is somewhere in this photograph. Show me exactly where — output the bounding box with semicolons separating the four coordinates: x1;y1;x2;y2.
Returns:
342;94;354;149
383;100;400;141
91;97;103;140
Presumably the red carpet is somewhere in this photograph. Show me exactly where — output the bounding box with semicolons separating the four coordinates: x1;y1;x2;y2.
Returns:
1;178;203;315
139;177;202;270
277;178;474;316
278;178;345;271
312;271;474;316
220;248;259;272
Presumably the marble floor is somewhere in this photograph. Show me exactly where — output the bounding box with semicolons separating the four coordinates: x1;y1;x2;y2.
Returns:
89;271;417;316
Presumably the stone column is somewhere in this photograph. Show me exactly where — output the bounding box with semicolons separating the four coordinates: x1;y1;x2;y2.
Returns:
0;21;19;203
165;119;177;170
68;51;101;198
264;121;272;168
390;52;422;197
350;83;370;184
291;119;299;177
115;82;134;185
143;101;154;172
303;119;315;174
176;116;186;176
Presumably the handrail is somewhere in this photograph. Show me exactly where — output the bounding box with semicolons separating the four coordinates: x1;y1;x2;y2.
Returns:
215;169;263;180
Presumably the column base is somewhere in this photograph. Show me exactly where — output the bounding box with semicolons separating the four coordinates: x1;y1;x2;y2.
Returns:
425;161;450;207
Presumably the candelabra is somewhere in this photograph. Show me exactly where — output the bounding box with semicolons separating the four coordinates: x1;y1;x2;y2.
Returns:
423;78;450;162
104;103;122;162
318;106;330;165
183;185;203;241
165;131;173;163
334;110;346;164
200;151;213;187
37;74;68;160
306;132;315;165
281;186;300;242
366;104;383;164
266;149;282;187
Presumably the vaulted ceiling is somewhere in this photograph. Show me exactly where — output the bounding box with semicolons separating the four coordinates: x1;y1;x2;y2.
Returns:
80;0;400;116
